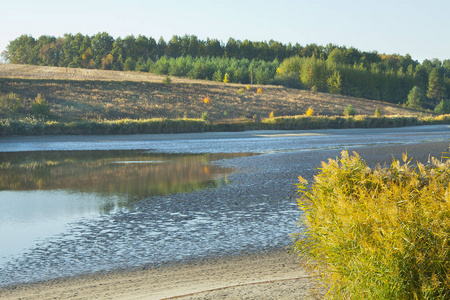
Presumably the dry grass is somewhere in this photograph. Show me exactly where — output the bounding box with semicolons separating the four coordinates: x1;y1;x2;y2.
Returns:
0;64;421;122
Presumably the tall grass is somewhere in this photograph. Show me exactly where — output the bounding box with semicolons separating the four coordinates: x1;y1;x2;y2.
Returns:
0;118;211;136
1;114;450;136
294;150;450;299
262;115;423;130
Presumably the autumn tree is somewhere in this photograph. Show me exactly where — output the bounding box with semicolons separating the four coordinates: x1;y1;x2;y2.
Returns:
101;54;114;70
81;47;93;68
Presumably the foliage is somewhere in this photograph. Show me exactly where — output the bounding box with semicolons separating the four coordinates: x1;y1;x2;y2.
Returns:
327;70;342;94
305;107;314;116
213;70;222;82
30;94;50;117
427;68;446;104
434;99;450;114
300;57;330;92
201;111;208;121
123;57;136;71
0;92;20;112
162;75;172;84
294;151;450;299
343;104;356;116
269;111;274;118
223;72;230;83
406;86;425;110
374;107;381;117
203;96;211;104
6;32;450;111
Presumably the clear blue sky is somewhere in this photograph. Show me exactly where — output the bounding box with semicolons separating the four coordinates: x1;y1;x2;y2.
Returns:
1;0;448;63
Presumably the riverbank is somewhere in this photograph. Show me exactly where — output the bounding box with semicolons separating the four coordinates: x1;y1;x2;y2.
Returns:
3;114;450;136
1;129;449;299
0;250;321;300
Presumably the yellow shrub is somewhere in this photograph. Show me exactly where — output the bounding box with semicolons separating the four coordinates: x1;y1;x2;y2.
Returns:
305;107;314;116
269;111;274;119
223;73;230;83
257;88;263;94
295;150;450;299
203;96;211;104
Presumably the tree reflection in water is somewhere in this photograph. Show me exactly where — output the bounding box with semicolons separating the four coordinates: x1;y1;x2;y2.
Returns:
0;150;253;209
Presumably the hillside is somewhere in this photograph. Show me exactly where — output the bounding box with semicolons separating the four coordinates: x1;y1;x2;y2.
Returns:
0;64;420;123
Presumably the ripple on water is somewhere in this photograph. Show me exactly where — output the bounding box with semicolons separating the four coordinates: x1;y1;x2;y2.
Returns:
0;192;302;287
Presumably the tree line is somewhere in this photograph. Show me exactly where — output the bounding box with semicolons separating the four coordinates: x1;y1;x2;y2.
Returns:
275;54;450;111
2;32;450;112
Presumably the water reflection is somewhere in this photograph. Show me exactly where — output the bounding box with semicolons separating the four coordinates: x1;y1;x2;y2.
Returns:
0;150;251;263
0;151;250;201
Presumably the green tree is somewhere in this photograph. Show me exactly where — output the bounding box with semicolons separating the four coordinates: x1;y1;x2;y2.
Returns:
123;57;136;71
427;68;446;104
300;57;329;92
434;99;450;114
91;32;114;69
327;48;346;65
327;71;342;94
212;70;222;82
406;86;424;110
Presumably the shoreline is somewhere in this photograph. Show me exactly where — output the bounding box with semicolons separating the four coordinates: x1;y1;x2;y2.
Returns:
0;249;321;300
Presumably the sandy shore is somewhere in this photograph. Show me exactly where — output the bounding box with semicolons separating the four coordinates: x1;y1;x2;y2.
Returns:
0;250;321;300
1;134;449;299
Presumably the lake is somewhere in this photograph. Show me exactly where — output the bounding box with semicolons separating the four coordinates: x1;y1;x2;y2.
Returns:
0;150;254;284
1;126;450;287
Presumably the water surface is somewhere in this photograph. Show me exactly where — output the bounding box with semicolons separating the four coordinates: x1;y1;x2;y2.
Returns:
1;126;450;286
0;150;246;265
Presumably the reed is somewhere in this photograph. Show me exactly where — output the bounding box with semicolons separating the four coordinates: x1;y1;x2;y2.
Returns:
294;150;450;299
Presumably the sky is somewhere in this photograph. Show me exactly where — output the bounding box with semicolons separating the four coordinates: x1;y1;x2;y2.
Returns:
1;0;449;63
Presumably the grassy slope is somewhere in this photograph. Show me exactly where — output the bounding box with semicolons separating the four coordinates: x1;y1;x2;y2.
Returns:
0;64;420;122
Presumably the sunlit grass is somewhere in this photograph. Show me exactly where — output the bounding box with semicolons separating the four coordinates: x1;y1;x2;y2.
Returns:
2;114;450;136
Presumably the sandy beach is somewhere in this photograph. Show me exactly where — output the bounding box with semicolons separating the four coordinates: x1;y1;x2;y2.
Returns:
1;128;449;299
0;250;320;300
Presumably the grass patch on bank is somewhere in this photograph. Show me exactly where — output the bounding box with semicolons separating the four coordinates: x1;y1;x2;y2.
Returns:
294;150;450;299
1;114;450;136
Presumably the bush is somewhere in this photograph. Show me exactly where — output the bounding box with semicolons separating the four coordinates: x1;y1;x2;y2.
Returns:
305;107;314;116
30;94;50;117
0;92;20;112
162;75;172;84
374;107;381;117
343;104;356;116
294;150;450;299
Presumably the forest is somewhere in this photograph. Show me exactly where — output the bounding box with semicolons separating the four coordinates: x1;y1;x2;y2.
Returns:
2;32;450;112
